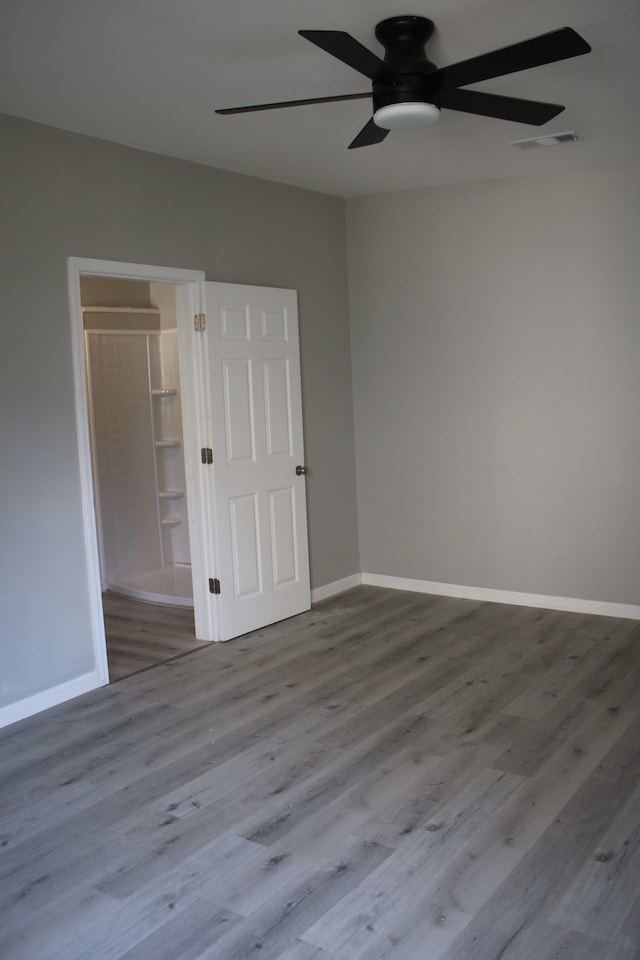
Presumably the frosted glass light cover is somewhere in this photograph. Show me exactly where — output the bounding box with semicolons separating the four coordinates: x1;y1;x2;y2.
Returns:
373;102;440;130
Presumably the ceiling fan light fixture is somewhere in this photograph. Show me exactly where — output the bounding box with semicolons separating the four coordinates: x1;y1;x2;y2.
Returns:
373;101;440;130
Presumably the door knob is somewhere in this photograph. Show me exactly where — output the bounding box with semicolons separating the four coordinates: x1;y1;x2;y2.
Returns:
295;465;308;476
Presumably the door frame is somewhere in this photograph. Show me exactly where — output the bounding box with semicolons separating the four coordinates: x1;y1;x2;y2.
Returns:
68;257;209;686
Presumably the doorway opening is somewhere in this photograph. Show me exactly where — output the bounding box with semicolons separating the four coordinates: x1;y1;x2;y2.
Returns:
81;275;203;680
68;257;208;686
82;277;193;608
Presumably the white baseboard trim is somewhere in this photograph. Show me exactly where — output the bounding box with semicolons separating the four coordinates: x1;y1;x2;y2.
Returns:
361;573;640;621
311;573;363;604
0;670;104;731
3;573;636;731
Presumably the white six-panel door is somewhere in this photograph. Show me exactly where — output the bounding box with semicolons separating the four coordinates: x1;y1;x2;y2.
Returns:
202;282;310;640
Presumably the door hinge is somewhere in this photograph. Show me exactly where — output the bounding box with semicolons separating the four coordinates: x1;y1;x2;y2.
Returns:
200;447;213;464
194;312;207;332
209;577;221;595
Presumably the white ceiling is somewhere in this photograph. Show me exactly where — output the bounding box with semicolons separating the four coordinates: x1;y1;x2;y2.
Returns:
1;0;638;197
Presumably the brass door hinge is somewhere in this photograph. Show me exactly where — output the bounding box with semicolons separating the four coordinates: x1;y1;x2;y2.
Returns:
194;313;206;332
209;578;221;595
200;448;213;464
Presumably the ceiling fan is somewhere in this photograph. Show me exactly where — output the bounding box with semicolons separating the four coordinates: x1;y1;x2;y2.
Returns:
216;16;591;149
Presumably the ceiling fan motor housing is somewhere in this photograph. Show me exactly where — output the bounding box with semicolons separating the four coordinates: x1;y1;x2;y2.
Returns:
373;16;440;112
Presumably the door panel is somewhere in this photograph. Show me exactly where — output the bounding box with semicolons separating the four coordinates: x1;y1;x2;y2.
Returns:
229;493;262;597
203;282;310;640
269;486;298;587
264;359;293;457
223;359;255;462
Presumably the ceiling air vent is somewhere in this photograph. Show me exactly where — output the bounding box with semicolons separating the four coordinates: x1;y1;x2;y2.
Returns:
511;131;578;149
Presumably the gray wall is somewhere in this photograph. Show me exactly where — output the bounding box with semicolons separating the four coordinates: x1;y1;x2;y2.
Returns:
347;161;640;606
0;113;359;710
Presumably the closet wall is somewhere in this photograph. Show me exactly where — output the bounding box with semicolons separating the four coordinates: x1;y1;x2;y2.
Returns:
87;324;162;582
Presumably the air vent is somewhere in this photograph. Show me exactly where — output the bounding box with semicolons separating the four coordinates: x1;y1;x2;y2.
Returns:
511;131;578;149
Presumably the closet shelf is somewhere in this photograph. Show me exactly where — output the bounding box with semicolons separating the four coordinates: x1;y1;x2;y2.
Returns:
82;306;160;314
152;388;178;397
158;490;184;499
161;516;183;527
155;439;181;448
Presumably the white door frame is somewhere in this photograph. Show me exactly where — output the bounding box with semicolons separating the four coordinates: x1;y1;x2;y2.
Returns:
67;257;208;686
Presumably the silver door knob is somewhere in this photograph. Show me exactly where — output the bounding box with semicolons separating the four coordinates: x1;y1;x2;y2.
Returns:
295;465;308;476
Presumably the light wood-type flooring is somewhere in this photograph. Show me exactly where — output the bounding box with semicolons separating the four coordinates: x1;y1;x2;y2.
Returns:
1;586;639;959
103;592;201;682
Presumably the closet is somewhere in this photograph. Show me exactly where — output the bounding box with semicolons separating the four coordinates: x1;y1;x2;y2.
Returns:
82;280;193;607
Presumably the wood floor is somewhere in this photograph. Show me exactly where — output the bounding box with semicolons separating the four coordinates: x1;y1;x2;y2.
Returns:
103;592;201;682
1;586;639;960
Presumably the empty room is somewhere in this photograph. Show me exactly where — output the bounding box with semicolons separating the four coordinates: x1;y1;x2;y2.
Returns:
1;1;639;958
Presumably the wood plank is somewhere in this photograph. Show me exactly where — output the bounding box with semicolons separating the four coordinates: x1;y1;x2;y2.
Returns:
209;838;393;960
548;780;640;941
301;766;523;956
435;710;640;960
1;586;639;960
103;591;201;681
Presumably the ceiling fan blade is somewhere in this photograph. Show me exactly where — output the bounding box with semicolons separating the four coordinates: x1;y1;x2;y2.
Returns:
348;118;389;150
440;88;565;125
299;30;384;80
216;92;370;115
436;27;591;92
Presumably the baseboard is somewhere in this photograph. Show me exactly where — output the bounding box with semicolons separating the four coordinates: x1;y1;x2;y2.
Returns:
311;573;363;604
3;574;635;731
361;573;640;621
0;670;104;731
